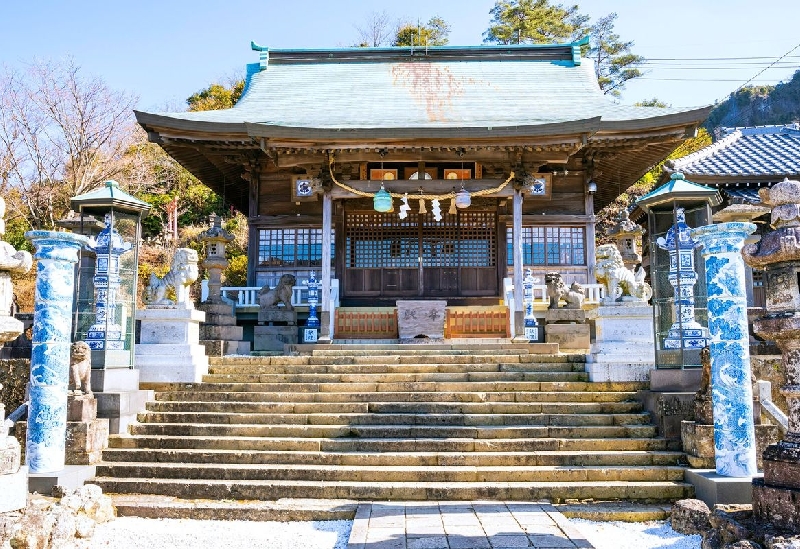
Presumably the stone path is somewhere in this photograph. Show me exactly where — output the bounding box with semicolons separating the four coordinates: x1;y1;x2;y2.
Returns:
347;501;594;549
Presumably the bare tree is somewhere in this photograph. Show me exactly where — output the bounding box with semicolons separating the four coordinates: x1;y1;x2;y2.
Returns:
0;58;138;229
354;11;395;47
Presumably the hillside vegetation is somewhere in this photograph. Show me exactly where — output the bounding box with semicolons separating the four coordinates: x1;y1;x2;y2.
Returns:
704;69;800;130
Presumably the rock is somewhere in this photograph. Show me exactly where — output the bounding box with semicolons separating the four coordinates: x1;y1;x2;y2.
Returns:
672;498;712;535
724;542;763;549
703;529;723;549
74;515;95;539
49;506;77;547
766;536;800;549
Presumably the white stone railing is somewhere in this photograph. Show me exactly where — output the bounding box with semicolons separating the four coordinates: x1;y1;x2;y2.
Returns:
502;278;605;308
757;380;788;432
201;279;340;309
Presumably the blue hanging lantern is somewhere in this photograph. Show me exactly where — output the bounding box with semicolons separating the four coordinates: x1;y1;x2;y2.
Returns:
373;184;393;212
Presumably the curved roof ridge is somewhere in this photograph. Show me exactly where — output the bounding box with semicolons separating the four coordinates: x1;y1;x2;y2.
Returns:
667;129;743;172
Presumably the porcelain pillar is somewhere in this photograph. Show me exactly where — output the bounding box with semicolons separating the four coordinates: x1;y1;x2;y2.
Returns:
24;230;89;473
692;222;758;477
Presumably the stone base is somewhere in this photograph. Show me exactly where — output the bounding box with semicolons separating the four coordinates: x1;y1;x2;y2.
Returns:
586;303;655;381
544;323;590;350
254;325;298;352
397;300;446;339
91;367;140;393
68;395;97;422
753;477;800;532
0;466;27;512
650;368;702;392
685;469;758;507
544;309;586;324
681;423;780;472
136;343;209;383
585;362;653;382
65;419;108;465
200;339;250;357
28;465;96;495
95;389;153;435
258;309;297;324
637;391;695;440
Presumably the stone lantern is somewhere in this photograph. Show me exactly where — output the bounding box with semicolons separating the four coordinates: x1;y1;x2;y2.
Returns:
743;178;800;529
197;214;247;355
606;208;644;269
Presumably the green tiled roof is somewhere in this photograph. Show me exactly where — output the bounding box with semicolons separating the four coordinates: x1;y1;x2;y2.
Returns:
137;42;708;133
636;172;721;212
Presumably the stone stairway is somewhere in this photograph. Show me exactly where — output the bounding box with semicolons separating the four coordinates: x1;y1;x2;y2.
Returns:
93;344;692;507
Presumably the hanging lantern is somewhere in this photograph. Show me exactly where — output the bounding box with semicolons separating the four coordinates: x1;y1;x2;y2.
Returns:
455;185;471;209
373;184;393;212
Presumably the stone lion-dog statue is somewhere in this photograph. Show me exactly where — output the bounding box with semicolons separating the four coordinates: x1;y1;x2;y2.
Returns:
69;341;92;396
144;248;199;307
544;272;584;309
259;274;296;311
595;243;652;303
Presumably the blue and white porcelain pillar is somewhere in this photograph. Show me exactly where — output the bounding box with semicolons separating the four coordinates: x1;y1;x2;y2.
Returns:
24;230;89;473
691;222;758;477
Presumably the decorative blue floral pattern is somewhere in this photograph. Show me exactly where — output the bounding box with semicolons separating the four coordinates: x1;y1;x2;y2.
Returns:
24;231;89;473
691;222;758;477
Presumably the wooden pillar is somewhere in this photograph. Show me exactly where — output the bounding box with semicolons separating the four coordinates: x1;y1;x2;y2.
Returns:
512;189;524;336
585;186;596;282
246;164;260;286
319;191;333;342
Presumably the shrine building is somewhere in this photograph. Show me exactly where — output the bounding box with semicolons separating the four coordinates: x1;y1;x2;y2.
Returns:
135;40;711;339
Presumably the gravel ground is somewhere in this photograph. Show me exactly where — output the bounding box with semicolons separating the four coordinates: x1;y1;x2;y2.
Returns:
571;518;702;549
89;517;352;549
89;516;700;549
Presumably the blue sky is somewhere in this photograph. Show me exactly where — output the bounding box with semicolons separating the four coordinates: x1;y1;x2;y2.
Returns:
2;0;799;112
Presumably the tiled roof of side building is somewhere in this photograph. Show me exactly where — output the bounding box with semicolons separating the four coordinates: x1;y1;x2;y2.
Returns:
136;42;709;133
668;125;800;177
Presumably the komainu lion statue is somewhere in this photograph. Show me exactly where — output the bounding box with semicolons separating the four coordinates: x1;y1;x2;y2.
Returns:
69;341;92;396
595;243;652;303
259;274;296;311
544;272;584;309
144;248;199;307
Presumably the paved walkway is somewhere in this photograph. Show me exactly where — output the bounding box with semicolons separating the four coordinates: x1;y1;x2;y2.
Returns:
347;501;594;549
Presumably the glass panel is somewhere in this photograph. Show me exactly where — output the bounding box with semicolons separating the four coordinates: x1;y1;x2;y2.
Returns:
258;228;331;268
507;226;585;266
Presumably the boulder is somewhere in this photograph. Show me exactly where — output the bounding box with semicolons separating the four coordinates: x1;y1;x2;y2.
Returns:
672;498;711;535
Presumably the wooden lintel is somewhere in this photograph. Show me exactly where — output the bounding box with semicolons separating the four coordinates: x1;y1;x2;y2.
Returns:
498;214;594;224
249;214;323;227
329;179;515;199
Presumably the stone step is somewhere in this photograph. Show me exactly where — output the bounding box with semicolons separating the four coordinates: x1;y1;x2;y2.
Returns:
95;462;687;483
208;353;586;366
136;411;651;427
206;362;586;375
101;448;686;467
108;435;672;452
145;400;643;415
146;381;646;394
92;477;693;502
109;494;359;521
153;390;640;403
200;371;589;384
127;423;657;439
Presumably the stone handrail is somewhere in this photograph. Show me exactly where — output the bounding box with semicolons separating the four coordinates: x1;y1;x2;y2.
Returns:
757;380;789;433
200;279;341;309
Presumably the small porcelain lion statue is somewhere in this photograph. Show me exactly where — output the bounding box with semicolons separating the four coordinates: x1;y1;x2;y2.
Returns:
144;248;199;308
544;272;584;309
595;243;652;303
259;274;296;311
69;341;92;396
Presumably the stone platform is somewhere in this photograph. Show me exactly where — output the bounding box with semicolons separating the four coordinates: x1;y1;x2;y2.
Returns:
586;303;655;382
136;307;209;383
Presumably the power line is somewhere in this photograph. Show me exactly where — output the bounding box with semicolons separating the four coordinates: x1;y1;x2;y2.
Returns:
734;41;800;93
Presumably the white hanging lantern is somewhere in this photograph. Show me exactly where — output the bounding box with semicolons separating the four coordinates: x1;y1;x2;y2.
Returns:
455;185;471;209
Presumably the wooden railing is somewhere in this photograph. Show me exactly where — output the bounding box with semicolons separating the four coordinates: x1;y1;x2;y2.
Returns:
445;306;509;338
